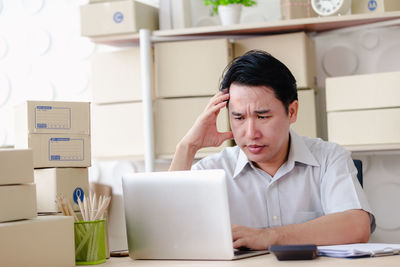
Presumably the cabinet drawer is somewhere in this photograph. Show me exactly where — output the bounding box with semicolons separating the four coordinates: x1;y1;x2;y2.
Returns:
155;39;232;98
327;108;400;146
155;97;231;156
234;32;316;89
326;71;400;112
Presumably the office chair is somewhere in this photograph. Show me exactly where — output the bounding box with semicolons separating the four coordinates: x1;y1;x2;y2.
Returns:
353;159;363;188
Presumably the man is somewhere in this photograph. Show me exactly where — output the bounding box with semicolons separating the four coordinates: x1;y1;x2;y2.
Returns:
169;50;374;250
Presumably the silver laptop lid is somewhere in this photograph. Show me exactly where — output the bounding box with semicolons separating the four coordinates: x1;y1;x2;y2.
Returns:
122;169;235;260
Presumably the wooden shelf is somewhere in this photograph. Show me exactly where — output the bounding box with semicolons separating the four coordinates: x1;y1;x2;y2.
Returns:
154;11;400;37
89;11;400;45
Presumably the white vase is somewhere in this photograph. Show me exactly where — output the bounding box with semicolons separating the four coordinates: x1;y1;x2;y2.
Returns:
218;4;242;26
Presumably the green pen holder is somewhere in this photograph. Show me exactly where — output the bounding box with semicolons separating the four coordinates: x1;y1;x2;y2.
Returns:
74;220;106;265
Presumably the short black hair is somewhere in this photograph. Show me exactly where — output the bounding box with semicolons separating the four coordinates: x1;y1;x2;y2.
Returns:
220;50;297;113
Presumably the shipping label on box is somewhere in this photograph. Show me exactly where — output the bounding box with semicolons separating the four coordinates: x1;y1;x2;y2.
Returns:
34;168;89;212
0;184;37;222
0;149;33;185
233;32;316;89
14;100;90;135
21;134;91;168
0;216;75;267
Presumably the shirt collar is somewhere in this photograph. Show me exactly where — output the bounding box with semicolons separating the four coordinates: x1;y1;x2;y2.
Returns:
232;130;319;179
287;129;320;167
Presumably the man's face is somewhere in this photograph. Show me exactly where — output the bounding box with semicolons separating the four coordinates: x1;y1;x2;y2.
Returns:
228;83;298;171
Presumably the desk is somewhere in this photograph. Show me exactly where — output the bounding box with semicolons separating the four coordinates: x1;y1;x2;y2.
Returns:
103;254;400;266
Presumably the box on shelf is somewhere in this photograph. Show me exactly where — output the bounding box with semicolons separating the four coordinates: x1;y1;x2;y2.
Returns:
326;71;400;112
34;168;89;213
0;216;74;267
327;108;400;146
291;89;317;138
16;134;91;168
0;184;37;222
155;38;232;98
280;0;318;20
92;48;145;104
92;102;144;158
352;0;400;14
0;149;33;185
155;97;231;157
80;0;159;37
14;101;90;135
234;32;316;89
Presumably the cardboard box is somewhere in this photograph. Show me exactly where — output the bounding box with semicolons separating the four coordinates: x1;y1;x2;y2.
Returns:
91;48;144;104
0;184;37;222
291;89;317;138
155;39;233;97
280;0;318;20
16;134;91;168
234;32;316;89
326;71;400;112
80;0;159;37
0;149;33;185
92;102;144;158
155;97;231;156
34;168;89;212
352;0;400;14
0;216;74;267
327;108;400;146
14;101;90;135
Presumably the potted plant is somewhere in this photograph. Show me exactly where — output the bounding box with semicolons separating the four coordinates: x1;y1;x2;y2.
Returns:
203;0;256;26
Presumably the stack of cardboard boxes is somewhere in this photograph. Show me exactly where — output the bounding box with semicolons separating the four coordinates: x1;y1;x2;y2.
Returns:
0;149;74;266
14;101;91;213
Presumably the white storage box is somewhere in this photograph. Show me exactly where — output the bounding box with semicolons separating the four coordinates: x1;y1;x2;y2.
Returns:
91;48;144;104
34;168;89;212
327;108;400;146
80;0;159;37
14;100;90;135
0;216;74;267
92;102;144;158
234;32;316;89
326;71;400;112
291;89;317;138
155;97;231;157
0;184;37;222
0;149;33;185
352;0;400;14
17;134;91;168
155;39;232;98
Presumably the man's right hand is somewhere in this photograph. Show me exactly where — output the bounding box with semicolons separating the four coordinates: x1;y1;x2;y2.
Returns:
169;91;233;171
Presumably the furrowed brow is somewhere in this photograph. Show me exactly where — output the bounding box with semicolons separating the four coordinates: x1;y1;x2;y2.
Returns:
254;109;270;115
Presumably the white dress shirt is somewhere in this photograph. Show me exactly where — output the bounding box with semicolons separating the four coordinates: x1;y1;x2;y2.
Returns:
192;130;375;230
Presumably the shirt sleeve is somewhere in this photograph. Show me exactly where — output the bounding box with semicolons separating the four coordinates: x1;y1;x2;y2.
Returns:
320;148;376;232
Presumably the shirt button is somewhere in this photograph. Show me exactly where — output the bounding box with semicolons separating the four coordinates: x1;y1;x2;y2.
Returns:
272;216;278;221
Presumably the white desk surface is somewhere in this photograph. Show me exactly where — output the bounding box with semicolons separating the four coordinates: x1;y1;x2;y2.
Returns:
103;253;400;266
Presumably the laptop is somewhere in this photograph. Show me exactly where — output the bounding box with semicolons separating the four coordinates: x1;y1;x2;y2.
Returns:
121;169;269;260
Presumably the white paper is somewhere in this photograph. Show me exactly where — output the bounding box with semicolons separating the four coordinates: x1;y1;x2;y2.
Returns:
318;243;400;258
